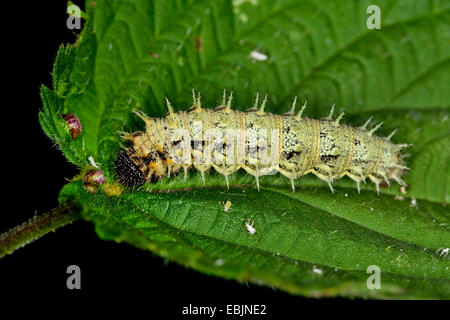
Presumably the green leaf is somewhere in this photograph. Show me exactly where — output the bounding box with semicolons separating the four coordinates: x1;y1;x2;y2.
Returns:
44;0;449;298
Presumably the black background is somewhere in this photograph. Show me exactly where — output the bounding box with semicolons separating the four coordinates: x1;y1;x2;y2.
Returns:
0;0;436;315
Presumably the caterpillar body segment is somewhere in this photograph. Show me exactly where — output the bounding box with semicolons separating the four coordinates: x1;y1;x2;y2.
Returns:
114;93;407;193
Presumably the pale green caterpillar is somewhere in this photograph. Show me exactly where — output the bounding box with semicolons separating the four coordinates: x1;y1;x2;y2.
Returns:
115;91;408;194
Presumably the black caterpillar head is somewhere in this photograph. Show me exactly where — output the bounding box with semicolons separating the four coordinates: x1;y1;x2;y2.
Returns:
114;151;145;188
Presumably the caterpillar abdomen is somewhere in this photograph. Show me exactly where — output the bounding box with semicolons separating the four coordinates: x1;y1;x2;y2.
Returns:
115;92;408;194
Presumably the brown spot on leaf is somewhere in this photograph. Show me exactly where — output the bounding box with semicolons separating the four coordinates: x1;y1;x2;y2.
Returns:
195;36;203;52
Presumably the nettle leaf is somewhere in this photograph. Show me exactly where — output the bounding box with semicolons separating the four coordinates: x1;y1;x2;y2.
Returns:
43;0;449;298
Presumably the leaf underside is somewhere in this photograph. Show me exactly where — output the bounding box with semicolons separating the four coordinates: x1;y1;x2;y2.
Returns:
40;0;449;299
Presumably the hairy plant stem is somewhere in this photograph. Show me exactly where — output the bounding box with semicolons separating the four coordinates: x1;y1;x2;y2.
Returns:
0;203;80;258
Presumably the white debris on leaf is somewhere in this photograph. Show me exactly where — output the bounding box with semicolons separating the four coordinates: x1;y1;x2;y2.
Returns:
234;0;259;6
410;198;417;207
214;259;225;266
88;156;99;168
239;14;248;23
245;219;256;234
250;50;268;61
436;247;449;258
394;195;405;201
312;266;323;274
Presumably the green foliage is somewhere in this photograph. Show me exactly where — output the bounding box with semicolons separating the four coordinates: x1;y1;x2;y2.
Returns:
42;0;449;298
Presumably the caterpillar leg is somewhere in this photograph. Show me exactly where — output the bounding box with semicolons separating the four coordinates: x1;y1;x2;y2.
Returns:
277;170;298;192
225;175;230;189
200;171;206;185
241;165;263;191
182;165;190;181
379;170;391;187
368;174;382;195
312;169;334;193
392;175;407;186
345;172;365;194
315;164;335;182
212;163;240;189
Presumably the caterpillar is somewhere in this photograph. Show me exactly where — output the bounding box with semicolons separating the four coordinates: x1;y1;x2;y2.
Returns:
114;91;409;194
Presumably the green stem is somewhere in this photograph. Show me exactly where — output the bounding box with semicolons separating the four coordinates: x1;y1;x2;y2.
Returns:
0;203;80;258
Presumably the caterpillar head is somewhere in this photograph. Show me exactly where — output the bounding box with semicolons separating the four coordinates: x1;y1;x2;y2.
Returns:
114;150;146;188
114;149;178;188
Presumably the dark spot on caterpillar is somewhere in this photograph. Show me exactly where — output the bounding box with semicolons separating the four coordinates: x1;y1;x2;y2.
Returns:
286;151;302;160
213;142;228;151
188;106;198;112
214;105;226;111
191;140;206;150
354;139;361;146
147;153;159;162
131;154;141;162
142;156;152;165
114;151;145;188
150;174;160;183
159;153;167;161
248;146;257;156
320;132;327;138
132;131;143;138
320;154;339;162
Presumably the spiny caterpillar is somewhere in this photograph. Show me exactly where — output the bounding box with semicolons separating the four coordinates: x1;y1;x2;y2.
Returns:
114;91;409;194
